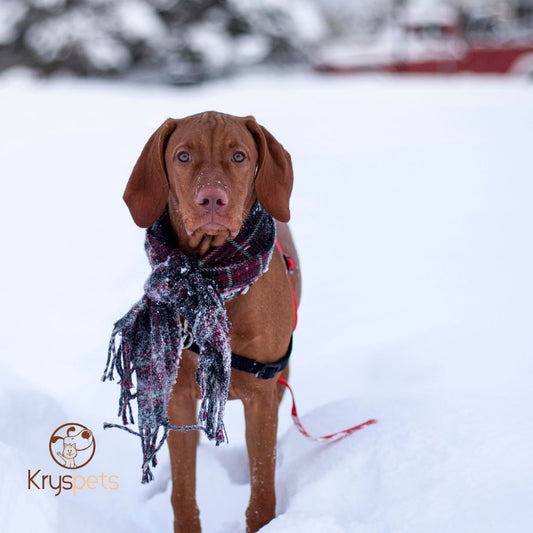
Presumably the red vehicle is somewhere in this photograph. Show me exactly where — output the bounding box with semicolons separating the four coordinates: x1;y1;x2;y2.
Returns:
313;11;533;76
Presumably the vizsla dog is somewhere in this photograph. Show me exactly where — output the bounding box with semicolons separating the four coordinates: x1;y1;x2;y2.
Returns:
123;111;301;532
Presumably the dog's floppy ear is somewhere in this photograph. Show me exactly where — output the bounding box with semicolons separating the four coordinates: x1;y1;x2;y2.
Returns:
123;118;179;227
245;117;293;222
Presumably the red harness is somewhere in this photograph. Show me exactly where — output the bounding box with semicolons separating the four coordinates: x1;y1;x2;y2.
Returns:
276;239;298;330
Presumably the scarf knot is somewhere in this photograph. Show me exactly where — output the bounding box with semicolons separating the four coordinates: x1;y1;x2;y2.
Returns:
103;202;275;483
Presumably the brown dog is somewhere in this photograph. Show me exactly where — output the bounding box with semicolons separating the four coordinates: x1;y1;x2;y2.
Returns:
123;111;301;533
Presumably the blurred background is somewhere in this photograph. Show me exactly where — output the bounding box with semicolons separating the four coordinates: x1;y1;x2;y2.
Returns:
1;0;533;84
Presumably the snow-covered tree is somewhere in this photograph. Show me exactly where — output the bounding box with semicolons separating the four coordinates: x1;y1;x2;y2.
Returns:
0;0;325;83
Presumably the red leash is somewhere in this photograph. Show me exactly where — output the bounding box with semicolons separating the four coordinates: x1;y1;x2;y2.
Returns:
277;377;377;442
275;242;376;441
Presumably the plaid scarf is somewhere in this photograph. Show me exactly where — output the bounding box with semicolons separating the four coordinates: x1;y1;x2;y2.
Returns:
102;201;275;483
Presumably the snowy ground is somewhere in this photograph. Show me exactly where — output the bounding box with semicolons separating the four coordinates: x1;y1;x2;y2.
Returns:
1;69;532;533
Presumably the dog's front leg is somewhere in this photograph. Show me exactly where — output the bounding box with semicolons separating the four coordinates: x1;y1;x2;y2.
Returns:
243;386;280;533
167;387;201;533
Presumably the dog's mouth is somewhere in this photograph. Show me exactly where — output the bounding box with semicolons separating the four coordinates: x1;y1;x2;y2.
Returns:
186;212;241;240
185;219;241;253
188;222;237;238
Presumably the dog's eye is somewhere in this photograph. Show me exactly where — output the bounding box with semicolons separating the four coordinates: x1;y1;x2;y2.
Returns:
177;151;192;163
232;151;246;163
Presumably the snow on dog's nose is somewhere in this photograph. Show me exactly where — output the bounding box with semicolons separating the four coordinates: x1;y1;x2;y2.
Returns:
195;186;229;215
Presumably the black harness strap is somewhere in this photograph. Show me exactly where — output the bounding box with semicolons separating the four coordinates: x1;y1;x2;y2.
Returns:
230;336;293;380
187;336;293;380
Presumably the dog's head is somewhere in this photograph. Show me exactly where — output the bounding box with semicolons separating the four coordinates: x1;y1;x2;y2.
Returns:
123;111;293;251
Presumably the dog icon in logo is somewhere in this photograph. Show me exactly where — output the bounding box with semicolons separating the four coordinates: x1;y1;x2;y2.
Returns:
49;423;96;469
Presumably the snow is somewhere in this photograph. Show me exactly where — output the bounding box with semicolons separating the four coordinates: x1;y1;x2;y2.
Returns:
25;9;132;70
1;69;533;532
113;1;167;44
0;1;28;45
400;0;458;26
186;22;238;70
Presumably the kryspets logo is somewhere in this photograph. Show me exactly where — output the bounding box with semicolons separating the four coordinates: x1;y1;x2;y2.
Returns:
49;423;96;469
27;422;119;496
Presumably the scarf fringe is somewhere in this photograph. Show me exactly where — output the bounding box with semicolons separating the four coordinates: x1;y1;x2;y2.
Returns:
103;303;179;481
197;377;228;445
102;298;230;478
102;309;142;425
